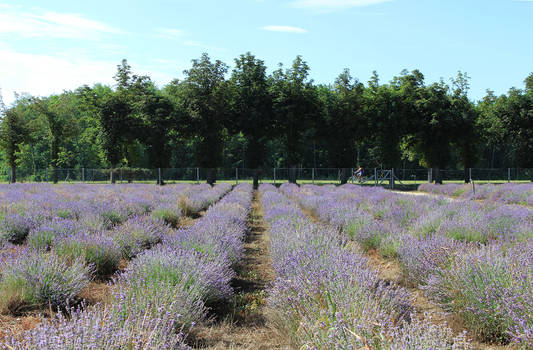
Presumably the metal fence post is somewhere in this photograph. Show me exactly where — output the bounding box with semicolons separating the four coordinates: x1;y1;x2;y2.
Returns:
312;168;315;185
374;168;377;187
391;168;395;189
82;167;85;183
158;168;161;185
273;168;276;185
196;168;199;184
235;168;238;185
508;168;511;183
429;168;433;183
469;168;472;183
120;168;123;184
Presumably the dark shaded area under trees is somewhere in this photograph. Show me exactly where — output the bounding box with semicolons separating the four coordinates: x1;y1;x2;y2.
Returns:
1;53;532;185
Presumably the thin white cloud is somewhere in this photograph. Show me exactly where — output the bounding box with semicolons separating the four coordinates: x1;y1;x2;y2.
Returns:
182;40;228;52
155;27;184;40
0;5;123;40
0;46;115;105
261;25;308;33
290;0;391;10
0;44;175;106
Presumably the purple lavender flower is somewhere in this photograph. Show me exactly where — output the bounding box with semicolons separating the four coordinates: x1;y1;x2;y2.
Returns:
0;249;92;313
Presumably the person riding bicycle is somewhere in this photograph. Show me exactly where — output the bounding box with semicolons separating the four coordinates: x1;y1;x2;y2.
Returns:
355;165;364;182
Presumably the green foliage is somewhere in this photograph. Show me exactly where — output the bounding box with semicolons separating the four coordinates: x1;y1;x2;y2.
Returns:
0;54;531;181
271;56;319;181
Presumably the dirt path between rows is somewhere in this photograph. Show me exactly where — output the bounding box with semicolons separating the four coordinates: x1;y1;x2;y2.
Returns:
190;191;287;350
299;202;513;350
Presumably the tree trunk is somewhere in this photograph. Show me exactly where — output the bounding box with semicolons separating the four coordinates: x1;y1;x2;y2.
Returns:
288;166;297;184
253;168;261;189
110;169;116;184
52;167;59;184
427;168;433;183
206;168;216;186
434;167;442;184
464;168;470;184
340;168;350;184
11;166;16;184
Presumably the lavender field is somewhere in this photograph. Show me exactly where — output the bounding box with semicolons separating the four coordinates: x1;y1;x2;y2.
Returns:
0;182;255;348
0;182;531;349
418;183;533;206
270;183;531;349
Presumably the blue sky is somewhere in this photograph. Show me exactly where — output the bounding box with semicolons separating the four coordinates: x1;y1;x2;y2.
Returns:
0;0;532;105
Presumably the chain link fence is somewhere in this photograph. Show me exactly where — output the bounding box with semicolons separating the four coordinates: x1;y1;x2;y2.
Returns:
0;167;532;185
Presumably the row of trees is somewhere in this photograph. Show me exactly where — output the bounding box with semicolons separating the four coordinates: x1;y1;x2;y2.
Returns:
1;52;532;185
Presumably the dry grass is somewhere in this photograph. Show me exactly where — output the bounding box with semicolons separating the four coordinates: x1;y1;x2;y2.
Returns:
78;282;112;306
0;313;43;340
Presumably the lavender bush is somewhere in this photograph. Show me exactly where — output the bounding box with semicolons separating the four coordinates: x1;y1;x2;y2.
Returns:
425;241;533;345
55;232;122;278
0;249;92;313
2;299;191;349
112;216;170;259
27;218;82;250
0;211;40;244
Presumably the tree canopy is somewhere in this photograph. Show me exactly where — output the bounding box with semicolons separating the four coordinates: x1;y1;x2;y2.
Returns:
1;53;531;184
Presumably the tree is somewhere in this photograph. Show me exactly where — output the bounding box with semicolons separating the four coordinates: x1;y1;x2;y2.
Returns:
318;69;366;183
525;72;533;93
178;53;231;185
99;92;133;182
0;97;30;183
365;72;409;169
399;71;456;183
271;56;319;183
230;52;274;188
33;95;81;183
139;92;175;171
450;72;479;183
74;84;112;169
501;87;533;170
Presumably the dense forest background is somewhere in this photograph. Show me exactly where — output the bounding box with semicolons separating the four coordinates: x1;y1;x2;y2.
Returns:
1;52;532;184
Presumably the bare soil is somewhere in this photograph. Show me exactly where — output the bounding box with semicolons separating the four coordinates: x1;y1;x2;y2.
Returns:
190;191;288;350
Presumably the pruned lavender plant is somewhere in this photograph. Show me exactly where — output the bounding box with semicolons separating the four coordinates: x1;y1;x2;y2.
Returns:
0;249;92;313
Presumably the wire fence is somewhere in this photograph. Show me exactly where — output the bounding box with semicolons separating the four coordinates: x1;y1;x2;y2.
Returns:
1;167;532;186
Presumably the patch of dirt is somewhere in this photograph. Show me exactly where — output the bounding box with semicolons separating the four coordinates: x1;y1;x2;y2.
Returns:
0;313;43;340
178;216;198;228
190;191;288;350
78;282;112;306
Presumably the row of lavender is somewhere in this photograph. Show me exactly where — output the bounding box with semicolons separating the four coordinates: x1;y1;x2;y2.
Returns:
0;184;231;286
418;182;533;206
0;183;229;245
1;183;252;348
283;184;532;347
260;184;470;349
